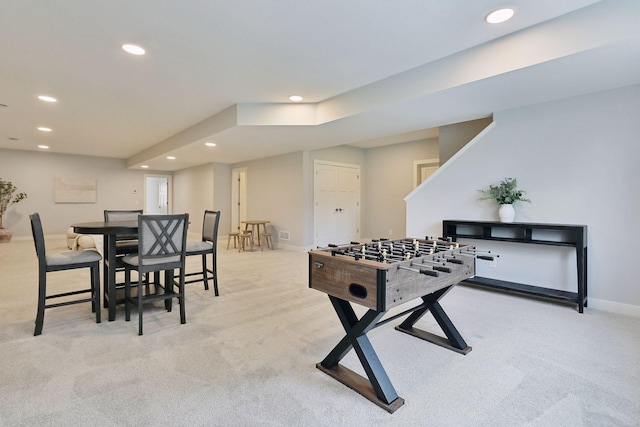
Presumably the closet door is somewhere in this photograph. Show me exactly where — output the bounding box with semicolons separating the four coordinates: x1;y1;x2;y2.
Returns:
314;161;360;247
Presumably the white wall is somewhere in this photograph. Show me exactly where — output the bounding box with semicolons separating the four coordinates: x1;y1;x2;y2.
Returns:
0;149;150;237
364;138;438;240
230;142;440;248
172;163;231;237
406;84;640;313
173;163;214;236
233;151;305;247
213;163;232;236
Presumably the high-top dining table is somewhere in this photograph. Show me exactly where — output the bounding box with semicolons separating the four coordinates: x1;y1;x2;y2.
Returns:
72;220;138;321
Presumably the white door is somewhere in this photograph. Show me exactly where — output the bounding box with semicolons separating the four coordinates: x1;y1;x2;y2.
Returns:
314;161;360;247
231;168;247;232
145;175;171;214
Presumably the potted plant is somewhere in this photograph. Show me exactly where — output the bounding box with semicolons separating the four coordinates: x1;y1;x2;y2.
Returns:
0;178;28;243
478;177;530;223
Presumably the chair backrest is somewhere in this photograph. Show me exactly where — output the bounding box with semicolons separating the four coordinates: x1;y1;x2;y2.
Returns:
137;214;189;273
104;209;143;222
201;210;220;244
29;213;46;266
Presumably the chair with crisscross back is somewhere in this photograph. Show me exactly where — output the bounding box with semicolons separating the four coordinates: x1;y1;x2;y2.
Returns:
122;213;189;335
30;212;101;336
183;210;220;295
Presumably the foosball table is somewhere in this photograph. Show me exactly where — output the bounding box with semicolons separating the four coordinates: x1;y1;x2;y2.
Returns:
309;237;489;412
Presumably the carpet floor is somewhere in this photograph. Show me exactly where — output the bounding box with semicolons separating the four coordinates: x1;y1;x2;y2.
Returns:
1;236;638;426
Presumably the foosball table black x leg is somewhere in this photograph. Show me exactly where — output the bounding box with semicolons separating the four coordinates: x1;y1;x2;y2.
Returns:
316;295;405;413
395;285;472;355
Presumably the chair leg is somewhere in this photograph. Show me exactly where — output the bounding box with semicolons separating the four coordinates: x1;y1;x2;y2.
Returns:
178;272;186;325
212;253;219;296
138;280;144;336
92;263;101;324
125;268;132;322
34;270;46;336
165;270;173;312
201;254;209;290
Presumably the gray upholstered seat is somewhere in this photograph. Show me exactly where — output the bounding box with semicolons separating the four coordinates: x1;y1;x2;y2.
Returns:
122;213;189;335
183;210;220;295
30;212;101;336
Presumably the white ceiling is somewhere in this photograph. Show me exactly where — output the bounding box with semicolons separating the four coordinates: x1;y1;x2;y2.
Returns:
1;0;639;171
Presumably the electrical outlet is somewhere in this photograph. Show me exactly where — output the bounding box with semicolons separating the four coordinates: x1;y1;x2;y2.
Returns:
388;229;393;235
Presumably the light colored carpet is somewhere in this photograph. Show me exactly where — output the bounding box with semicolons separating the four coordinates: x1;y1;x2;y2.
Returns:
0;236;638;426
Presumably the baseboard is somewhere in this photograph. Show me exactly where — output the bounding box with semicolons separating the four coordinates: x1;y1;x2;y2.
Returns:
588;298;640;317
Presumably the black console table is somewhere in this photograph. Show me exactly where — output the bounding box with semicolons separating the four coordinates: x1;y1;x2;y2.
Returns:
442;220;587;312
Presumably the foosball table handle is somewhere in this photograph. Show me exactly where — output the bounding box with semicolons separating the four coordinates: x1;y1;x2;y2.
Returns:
419;268;439;277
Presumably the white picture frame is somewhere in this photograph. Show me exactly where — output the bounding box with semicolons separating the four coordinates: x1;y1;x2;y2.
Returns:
54;177;97;203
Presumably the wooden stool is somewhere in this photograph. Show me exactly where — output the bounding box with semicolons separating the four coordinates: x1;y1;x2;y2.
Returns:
239;232;253;252
227;232;241;250
261;232;273;251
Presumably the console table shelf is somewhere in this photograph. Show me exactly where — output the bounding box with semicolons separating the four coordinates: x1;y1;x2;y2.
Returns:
442;220;588;312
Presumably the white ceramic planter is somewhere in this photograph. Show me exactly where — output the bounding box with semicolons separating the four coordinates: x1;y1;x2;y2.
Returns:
498;204;515;223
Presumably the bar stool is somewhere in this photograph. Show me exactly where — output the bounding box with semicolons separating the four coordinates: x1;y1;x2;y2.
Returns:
261;231;273;250
239;232;253;252
227;231;242;250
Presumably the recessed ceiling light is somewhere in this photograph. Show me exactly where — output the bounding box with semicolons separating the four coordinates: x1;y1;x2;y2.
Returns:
486;8;514;24
166;156;176;160
141;165;149;169
38;145;49;149
37;127;52;132
38;95;57;103
205;142;216;147
289;95;303;102
122;44;146;55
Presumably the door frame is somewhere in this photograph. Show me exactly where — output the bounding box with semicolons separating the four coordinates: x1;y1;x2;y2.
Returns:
413;158;439;187
144;174;173;214
231;167;247;232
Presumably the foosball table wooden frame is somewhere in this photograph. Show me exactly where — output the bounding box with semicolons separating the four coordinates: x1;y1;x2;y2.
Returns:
309;237;481;413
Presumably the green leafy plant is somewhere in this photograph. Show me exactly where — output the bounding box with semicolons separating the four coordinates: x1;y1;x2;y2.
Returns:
478;177;530;205
0;178;28;229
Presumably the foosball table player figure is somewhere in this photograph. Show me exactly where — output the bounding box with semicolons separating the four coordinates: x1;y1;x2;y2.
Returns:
308;237;494;413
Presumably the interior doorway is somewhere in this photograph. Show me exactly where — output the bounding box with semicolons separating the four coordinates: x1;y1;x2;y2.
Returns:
144;174;172;214
231;167;247;232
314;160;361;248
413;158;440;187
